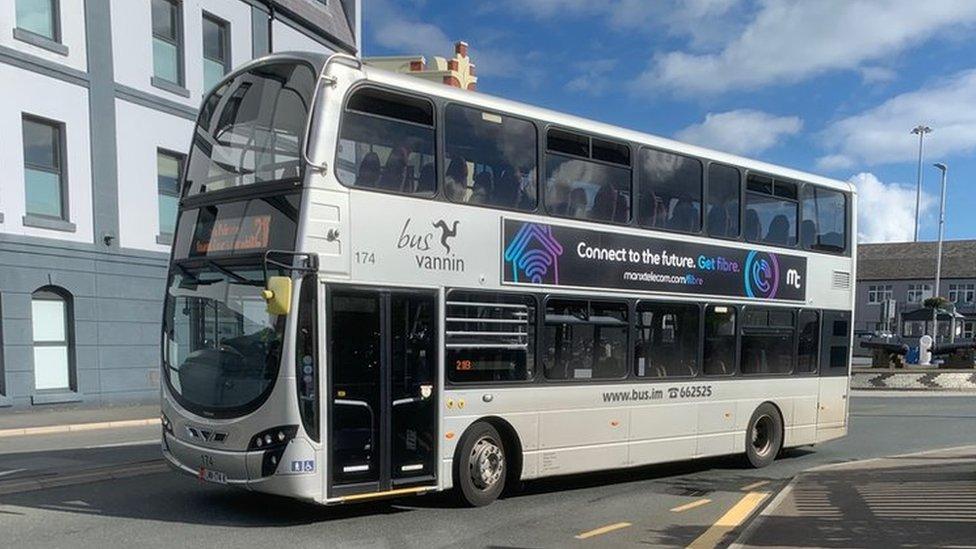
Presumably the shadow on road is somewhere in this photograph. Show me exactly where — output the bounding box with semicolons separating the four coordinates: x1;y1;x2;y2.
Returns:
0;447;814;528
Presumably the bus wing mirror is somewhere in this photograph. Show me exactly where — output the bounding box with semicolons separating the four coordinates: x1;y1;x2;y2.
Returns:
262;276;292;316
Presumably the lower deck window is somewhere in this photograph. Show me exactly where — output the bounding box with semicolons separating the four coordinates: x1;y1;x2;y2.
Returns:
740;308;795;375
446;292;535;383
635;302;699;377
544;299;628;380
703;304;736;375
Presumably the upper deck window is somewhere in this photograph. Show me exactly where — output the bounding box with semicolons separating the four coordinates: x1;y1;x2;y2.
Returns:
638;148;702;233
801;186;847;254
336;88;436;195
444;104;537;210
745;174;798;247
545;129;631;223
706;163;740;239
184;61;317;196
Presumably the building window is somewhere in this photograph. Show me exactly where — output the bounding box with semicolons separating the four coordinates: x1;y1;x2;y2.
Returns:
152;0;183;85
948;283;975;304
634;302;699;377
867;284;893;304
157;150;185;237
638;148;702;234
22;115;66;220
706;163;740;239
16;0;59;41
745;174;798;247
545;128;631;224
202;13;230;91
543;299;628;380
907;283;933;303
963;321;975;339
31;287;73;391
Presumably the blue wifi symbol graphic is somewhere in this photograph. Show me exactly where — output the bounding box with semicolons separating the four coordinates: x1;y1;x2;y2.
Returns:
518;249;553;283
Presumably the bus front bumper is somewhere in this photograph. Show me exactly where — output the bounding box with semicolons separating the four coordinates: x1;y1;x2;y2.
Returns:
162;431;322;500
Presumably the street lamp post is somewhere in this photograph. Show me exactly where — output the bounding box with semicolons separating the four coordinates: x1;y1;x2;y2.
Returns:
911;125;932;242
932;162;948;343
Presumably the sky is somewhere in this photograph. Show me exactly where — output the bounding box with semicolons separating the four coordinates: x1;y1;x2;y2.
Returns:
362;0;976;244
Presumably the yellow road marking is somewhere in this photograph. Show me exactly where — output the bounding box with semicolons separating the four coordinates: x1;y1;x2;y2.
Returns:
687;491;769;549
740;480;770;491
574;522;632;540
671;499;712;512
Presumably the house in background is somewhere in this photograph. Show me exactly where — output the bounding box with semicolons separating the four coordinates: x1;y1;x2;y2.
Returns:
855;240;976;342
0;0;360;408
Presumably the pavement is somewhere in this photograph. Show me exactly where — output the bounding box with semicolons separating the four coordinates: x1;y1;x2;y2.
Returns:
0;394;974;548
733;445;976;548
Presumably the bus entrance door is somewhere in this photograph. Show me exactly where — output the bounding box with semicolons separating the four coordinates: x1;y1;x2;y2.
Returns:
327;287;438;498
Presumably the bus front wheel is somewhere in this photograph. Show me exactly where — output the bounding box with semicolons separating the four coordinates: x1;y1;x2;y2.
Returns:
745;403;783;469
453;422;506;507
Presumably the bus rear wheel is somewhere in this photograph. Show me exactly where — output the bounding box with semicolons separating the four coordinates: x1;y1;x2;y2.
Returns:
454;422;506;507
745;403;783;469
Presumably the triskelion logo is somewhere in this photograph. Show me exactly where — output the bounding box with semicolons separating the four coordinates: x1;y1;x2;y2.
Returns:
503;223;564;284
743;250;780;299
432;219;459;254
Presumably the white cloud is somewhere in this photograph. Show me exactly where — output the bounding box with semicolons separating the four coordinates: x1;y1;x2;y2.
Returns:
817;69;976;168
633;0;976;95
674;109;802;156
366;0;453;56
858;66;898;85
565;59;618;96
850;172;933;243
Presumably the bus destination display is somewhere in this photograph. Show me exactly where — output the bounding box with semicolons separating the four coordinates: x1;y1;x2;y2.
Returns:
502;219;807;301
192;214;271;255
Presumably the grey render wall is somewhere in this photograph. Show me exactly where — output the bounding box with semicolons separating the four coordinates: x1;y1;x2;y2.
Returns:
0;236;168;407
0;1;357;409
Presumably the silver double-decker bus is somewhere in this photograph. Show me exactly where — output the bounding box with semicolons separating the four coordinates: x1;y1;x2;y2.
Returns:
161;52;856;506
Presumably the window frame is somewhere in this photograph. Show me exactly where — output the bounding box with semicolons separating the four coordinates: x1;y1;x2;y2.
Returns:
867;284;893;304
442;100;540;214
636;146;704;235
151;0;185;86
335;83;438;198
15;0;62;43
541;295;630;382
30;287;75;393
201;11;232;90
543;125;634;226
22;113;68;221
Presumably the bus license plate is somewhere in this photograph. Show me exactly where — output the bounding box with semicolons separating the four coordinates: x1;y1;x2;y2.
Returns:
199;468;227;484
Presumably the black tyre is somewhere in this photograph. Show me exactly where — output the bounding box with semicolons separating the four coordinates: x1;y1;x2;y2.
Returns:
453;422;506;507
745;403;783;468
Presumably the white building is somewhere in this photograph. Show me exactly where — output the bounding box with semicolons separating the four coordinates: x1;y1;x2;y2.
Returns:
0;0;359;408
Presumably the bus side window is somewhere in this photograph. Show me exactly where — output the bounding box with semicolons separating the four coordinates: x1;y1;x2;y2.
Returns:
801;185;847;254
634;301;699;377
445;291;535;383
544;299;628;380
336;88;436;196
444;104;538;210
745;174;798;247
638;149;703;234
739;307;795;375
796;310;820;374
703;304;736;376
544;129;632;224
706;163;740;239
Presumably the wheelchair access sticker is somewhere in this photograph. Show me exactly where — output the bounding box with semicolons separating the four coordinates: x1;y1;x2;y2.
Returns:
290;460;315;473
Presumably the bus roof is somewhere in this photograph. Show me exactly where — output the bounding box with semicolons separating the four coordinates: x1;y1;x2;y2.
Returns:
345;62;854;196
